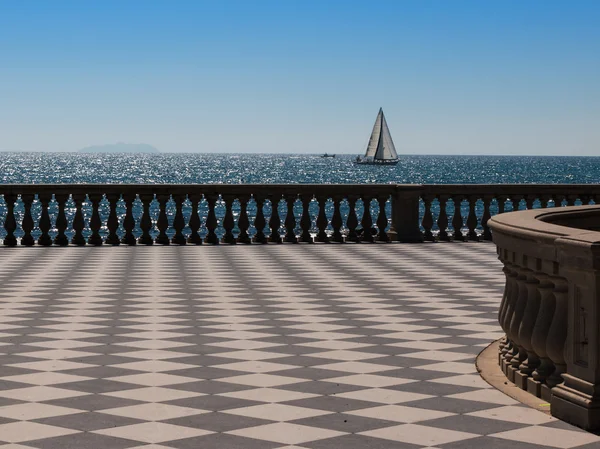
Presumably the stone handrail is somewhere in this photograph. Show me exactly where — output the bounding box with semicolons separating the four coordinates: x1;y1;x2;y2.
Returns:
0;183;599;246
489;205;600;430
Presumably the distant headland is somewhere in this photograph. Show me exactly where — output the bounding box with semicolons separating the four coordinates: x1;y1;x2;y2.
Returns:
79;143;159;154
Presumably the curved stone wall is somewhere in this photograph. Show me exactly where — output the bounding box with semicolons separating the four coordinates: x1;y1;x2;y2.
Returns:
489;205;600;431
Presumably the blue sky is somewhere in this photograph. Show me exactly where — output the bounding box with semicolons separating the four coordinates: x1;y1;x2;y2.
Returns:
1;0;599;155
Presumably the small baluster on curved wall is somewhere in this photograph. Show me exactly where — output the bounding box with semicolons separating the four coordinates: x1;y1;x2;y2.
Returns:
139;193;154;245
155;194;170;245
121;193;137;245
315;195;329;243
299;194;313;243
376;195;389;242
187;194;202;245
222;194;236;244
438;195;449;241
269;195;282;243
38;193;53;246
3;193;17;246
105;193;120;245
466;195;478;241
517;272;542;380
71;193;86;246
526;195;535;210
531;274;557;386
253;194;267;244
20;193;35;246
237;194;251;244
171;194;186;245
501;264;519;360
507;267;529;371
421;195;434;241
346;195;359;243
88;194;103;246
284;194;298;243
498;262;513;355
205;194;219;244
546;277;569;388
361;196;374;243
481;195;493;241
452;196;464;241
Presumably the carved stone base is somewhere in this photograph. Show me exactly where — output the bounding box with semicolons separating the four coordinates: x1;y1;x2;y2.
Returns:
551;375;600;431
506;365;517;383
541;384;553;402
514;371;529;390
527;377;542;397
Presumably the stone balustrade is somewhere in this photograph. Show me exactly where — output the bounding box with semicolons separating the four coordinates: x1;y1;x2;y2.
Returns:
489;205;600;431
0;183;599;246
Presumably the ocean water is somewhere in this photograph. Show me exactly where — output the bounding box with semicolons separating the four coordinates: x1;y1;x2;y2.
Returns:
0;153;598;242
1;153;599;184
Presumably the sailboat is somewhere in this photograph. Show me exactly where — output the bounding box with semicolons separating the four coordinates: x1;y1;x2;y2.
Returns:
355;108;399;165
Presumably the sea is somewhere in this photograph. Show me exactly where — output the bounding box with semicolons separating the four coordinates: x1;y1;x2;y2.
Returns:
0;153;598;242
1;153;599;184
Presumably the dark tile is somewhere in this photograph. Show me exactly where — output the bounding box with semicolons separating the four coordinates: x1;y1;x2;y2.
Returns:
165;411;272;431
293;412;398;432
36;411;144;431
425;414;528;435
26;432;139;449
304;434;420;449
168;433;281;449
167;394;263;411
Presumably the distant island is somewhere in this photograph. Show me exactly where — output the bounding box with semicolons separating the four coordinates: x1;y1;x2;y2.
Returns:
78;143;159;154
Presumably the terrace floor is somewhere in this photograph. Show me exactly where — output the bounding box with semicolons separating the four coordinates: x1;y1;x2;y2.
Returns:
0;243;599;449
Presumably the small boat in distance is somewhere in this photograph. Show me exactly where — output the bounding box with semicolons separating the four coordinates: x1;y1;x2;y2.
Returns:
321;153;336;158
355;108;399;165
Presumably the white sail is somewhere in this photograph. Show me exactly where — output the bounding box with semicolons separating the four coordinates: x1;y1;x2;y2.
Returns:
363;108;398;161
364;109;383;158
374;112;398;161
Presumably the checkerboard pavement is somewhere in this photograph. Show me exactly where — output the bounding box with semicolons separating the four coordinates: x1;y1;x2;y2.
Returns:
1;243;599;449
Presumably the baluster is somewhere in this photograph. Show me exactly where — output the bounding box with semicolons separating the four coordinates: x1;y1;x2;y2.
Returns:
452;196;464;241
52;193;69;246
252;194;267;244
20;193;35;246
540;194;551;209
466;195;478;241
237;194;251;244
501;264;520;363
38;193;52;246
187;194;202;245
507;268;529;381
498;195;506;214
299;194;313;243
331;195;344;243
87;194;103;245
315;195;329;243
171;194;186;245
139;194;154;245
205;194;219;244
105;193;120;245
223;194;236;244
361;196;374;243
155;194;170;245
525;195;535;210
567;194;578;207
515;272;542;389
3;193;17;246
71;193;86;246
346;195;359;243
269;195;282;243
530;274;557;395
376;195;389;242
438;194;449;241
481;195;493;241
284;194;298;243
498;262;513;360
121;193;136;245
580;194;591;206
546;278;568;388
421;195;434;241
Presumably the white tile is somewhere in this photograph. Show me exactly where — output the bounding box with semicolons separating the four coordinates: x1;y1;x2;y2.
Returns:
468;406;556;425
347;405;454;423
94;422;212;443
490;426;600;448
361;423;478;445
228;422;345;444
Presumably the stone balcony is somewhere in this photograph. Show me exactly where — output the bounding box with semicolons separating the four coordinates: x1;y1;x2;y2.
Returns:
1;243;599;448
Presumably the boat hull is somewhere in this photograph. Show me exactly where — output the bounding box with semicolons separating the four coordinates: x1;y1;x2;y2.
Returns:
354;159;399;166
